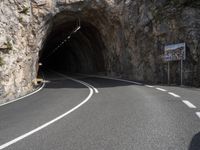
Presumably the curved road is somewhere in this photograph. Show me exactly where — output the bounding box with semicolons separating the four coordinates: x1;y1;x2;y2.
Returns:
0;70;200;150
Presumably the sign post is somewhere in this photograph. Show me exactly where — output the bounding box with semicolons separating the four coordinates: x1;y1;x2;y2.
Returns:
168;62;170;85
163;43;186;86
181;59;183;85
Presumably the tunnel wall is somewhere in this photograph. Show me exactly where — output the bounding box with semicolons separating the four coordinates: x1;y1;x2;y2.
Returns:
0;0;200;101
40;19;106;74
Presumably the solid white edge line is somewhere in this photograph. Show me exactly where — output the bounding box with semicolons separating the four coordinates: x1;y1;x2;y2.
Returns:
168;92;181;98
156;88;167;92
0;82;45;107
182;100;197;109
0;77;94;150
195;112;200;119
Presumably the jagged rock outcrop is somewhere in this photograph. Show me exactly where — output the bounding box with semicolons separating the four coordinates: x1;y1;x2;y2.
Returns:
0;0;200;102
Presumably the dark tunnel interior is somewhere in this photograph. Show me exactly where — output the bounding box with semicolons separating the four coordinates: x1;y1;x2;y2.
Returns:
40;19;106;74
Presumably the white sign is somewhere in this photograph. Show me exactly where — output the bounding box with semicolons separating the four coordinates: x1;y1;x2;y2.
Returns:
164;43;186;62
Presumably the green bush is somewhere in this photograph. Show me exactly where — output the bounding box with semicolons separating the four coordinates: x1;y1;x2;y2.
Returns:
4;40;12;50
0;57;4;66
19;6;29;15
18;17;23;23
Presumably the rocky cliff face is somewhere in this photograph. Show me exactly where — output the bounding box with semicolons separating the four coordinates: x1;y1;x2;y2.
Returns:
0;0;35;102
122;0;200;85
0;0;200;102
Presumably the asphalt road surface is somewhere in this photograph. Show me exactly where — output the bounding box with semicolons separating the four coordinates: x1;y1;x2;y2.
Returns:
0;70;200;150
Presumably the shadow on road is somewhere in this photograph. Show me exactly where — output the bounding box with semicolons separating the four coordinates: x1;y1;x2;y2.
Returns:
43;70;142;89
188;132;200;150
44;76;140;89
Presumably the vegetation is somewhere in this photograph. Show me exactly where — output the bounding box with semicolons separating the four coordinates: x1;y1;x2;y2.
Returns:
4;40;12;50
18;17;23;23
19;6;29;15
0;57;4;66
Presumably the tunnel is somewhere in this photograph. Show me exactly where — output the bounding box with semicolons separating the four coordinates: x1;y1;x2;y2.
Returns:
39;14;106;74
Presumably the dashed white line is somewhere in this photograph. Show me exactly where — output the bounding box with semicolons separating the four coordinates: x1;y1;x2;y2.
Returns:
0;76;94;150
156;88;167;92
73;74;200;123
168;92;181;98
182;100;197;108
145;85;154;88
195;112;200;119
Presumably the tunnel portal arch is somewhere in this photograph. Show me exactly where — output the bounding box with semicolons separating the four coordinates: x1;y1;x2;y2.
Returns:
39;12;107;74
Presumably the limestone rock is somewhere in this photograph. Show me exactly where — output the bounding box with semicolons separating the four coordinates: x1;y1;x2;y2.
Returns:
33;0;46;6
0;0;200;102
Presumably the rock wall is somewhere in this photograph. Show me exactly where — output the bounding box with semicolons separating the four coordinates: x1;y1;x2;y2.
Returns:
0;0;200;102
121;0;200;86
0;0;35;102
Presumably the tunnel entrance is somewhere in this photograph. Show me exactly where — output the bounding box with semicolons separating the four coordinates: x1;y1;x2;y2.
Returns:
40;15;106;74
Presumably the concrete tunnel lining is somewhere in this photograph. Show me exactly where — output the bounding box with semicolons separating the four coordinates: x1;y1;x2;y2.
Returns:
39;16;106;74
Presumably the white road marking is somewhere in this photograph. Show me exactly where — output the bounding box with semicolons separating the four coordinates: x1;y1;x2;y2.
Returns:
77;73;200;122
195;112;200;119
145;85;154;88
70;77;99;94
168;92;181;98
76;73;142;85
0;77;94;150
84;82;99;93
182;100;197;108
92;87;99;93
156;88;167;92
0;81;45;107
68;77;99;93
53;71;99;94
103;77;142;85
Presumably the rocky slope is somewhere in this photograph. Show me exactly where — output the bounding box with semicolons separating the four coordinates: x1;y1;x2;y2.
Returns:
0;0;200;102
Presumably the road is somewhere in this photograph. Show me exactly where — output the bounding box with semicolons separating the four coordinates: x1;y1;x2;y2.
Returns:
0;70;200;150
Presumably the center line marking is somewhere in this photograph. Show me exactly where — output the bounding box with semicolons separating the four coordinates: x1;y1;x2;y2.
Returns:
156;88;167;92
168;92;180;98
196;112;200;119
145;85;154;88
182;100;196;108
76;73;142;85
53;71;99;94
0;77;94;150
